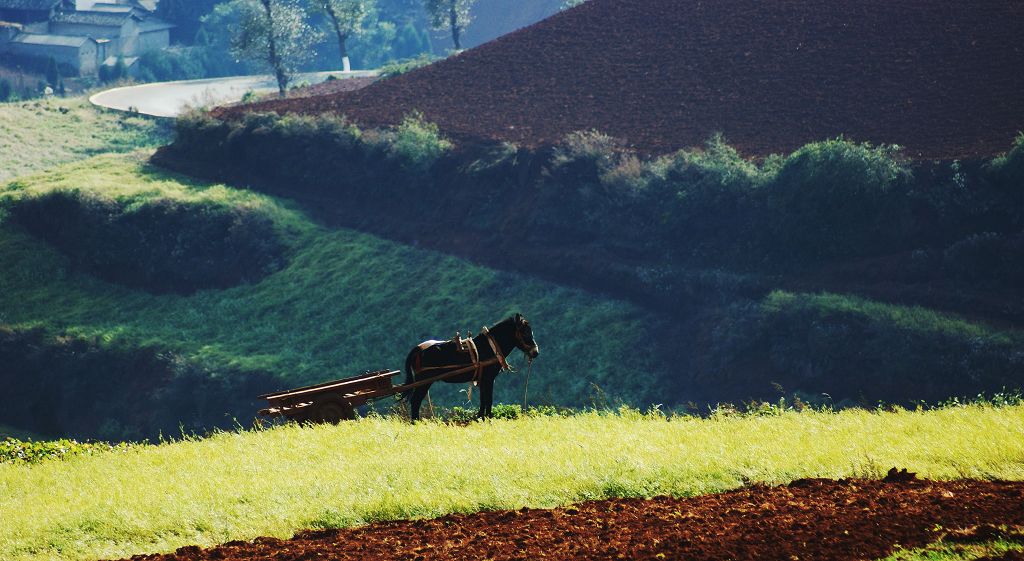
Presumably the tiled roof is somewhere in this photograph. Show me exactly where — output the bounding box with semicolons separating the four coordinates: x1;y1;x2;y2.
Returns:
87;3;133;13
9;32;92;47
51;10;133;27
0;0;60;10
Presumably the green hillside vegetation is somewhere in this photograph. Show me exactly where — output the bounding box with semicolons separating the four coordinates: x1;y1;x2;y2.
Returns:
155;111;1024;409
0;97;171;183
0;404;1021;561
2;152;1022;439
0;153;667;438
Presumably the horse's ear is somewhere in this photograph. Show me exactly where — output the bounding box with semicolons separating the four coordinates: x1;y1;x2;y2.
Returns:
514;313;523;323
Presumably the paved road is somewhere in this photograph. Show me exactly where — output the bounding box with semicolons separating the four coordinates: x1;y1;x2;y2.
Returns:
89;70;377;118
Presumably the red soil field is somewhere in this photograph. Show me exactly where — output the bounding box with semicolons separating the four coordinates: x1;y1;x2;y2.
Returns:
113;476;1024;561
224;0;1024;160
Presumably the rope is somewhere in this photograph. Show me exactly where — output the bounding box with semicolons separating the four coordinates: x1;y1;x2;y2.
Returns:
523;357;534;410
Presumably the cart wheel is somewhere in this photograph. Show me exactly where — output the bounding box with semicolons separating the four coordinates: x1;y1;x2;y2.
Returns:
313;399;355;424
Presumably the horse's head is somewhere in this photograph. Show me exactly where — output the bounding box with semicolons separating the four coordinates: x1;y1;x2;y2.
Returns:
513;313;540;359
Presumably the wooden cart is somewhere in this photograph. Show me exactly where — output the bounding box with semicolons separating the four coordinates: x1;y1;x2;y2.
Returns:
258;356;504;423
258;369;400;423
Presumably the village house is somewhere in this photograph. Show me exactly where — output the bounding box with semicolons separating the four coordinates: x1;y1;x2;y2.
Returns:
0;0;171;77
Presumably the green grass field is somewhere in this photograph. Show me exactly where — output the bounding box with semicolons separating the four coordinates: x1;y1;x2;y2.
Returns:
0;97;170;183
0;404;1021;561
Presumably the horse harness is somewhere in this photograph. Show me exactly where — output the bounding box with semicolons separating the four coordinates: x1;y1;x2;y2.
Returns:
414;326;511;387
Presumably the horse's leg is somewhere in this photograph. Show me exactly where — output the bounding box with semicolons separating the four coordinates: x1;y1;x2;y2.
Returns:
410;385;430;421
478;376;495;418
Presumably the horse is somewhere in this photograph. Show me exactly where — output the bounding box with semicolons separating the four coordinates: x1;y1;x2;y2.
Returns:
402;314;540;421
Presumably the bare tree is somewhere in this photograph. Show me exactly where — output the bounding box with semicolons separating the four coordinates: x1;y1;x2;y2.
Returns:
315;0;374;72
424;0;474;51
231;0;321;96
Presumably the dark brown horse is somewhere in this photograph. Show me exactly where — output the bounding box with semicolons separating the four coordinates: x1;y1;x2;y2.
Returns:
402;314;539;420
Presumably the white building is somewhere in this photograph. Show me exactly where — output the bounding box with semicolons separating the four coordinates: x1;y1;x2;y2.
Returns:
0;0;171;76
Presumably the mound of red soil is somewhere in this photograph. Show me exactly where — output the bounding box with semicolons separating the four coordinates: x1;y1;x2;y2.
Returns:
113;478;1024;561
222;0;1024;159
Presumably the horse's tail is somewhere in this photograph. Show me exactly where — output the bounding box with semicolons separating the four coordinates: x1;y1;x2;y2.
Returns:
399;347;418;401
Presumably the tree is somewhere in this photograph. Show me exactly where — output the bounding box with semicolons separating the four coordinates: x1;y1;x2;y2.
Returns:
0;78;12;102
314;0;374;72
424;0;474;51
229;0;321;96
158;0;222;43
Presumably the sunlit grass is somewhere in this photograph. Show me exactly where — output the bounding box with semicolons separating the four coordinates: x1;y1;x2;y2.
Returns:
880;530;1024;560
0;97;170;182
764;290;1011;342
0;404;1021;561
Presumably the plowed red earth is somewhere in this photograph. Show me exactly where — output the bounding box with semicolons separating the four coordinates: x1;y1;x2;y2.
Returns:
220;0;1024;159
113;478;1024;561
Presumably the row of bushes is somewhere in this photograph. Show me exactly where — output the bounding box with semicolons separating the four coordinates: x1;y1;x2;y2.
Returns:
169;113;1023;283
174;111;451;195
4;189;287;294
0;325;280;442
540;132;1023;272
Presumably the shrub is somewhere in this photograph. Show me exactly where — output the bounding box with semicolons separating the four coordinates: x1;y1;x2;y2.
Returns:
764;139;912;264
942;231;1024;286
7;189;287;294
646;135;767;264
378;53;439;79
384;112;452;172
551;129;622;178
171;111;443;197
0;326;280;441
693;291;1024;407
136;48;208;82
0;78;11;102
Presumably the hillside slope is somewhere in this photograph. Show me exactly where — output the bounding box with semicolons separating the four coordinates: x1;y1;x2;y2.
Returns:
0;153;673;438
231;0;1024;159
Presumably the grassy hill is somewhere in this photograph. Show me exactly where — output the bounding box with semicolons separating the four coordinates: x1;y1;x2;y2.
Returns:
2;150;1023;440
0;97;170;183
0;152;668;439
0;404;1021;561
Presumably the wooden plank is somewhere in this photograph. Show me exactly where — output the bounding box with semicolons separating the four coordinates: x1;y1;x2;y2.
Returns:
260;370;398;401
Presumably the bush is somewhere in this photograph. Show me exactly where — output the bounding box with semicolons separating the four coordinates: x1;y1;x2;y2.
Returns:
171;111;446;198
7;189;287;294
551;129;622;179
136;48;208;82
693;291;1024;406
0;326;280;441
385;112;452;171
646;135;768;264
942;231;1024;286
0;78;11;102
378;53;439;79
764;139;912;264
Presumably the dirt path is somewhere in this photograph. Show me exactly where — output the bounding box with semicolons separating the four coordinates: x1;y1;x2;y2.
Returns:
113;475;1024;561
89;72;376;118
